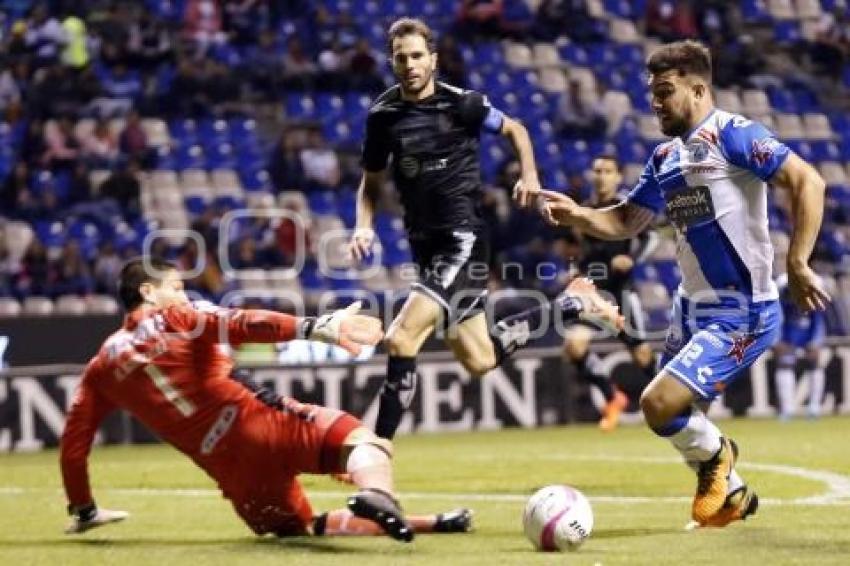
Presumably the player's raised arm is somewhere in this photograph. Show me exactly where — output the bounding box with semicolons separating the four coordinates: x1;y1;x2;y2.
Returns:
60;360;128;534
501;115;542;208
770;153;830;312
540;191;655;240
169;302;383;356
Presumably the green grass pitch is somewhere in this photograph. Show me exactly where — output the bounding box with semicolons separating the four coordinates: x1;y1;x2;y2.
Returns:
2;417;850;565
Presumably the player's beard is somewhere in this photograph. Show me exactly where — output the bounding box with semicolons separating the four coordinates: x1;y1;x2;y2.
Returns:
400;68;434;97
658;111;690;138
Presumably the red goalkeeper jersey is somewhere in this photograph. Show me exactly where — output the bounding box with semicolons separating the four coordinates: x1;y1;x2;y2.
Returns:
60;303;300;506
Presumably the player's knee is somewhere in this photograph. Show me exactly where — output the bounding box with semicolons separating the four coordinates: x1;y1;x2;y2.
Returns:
343;426;394;459
639;389;667;426
461;352;496;377
384;330;411;356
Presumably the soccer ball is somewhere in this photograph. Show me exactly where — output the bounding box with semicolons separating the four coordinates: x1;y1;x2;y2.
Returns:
523;485;594;552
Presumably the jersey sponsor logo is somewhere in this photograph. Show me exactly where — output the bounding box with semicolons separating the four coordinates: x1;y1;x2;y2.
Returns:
398;155;420;178
751;138;781;167
664;185;715;229
728;333;756;365
731;115;752;128
422;157;449;172
689;165;719;174
686;138;710;162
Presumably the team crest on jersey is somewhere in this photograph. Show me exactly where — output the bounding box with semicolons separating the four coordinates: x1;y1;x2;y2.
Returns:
398;155;420;178
686;139;710;162
728;334;756;365
751;138;781;167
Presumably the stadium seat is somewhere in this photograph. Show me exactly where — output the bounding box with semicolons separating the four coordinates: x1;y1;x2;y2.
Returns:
768;0;796;19
803;113;834;140
0;297;21;317
774;113;805;140
22;296;54;316
714;89;743;114
609;18;641;43
505;42;533;68
636;281;670;311
531;43;561;67
55;295;89;315
742;90;772;117
4;221;33;263
638;114;666;142
211;169;244;197
820;162;848;186
794;0;822;19
141;118;171;148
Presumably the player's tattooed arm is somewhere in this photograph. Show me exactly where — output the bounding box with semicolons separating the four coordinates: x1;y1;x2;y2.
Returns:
770;153;830;312
539;190;654;240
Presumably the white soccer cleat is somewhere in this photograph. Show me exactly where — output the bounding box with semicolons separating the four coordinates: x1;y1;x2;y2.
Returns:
65;508;129;534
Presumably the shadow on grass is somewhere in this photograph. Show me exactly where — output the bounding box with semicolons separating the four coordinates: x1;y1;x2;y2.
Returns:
591;526;684;539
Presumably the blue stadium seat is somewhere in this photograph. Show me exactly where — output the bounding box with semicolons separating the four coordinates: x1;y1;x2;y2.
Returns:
299;261;327;292
206;143;236;169
34;220;66;248
285;93;316;120
382;236;412;267
767;86;797;113
169;118;198;145
184;196;209;216
316;93;345;123
774;21;801;45
558;44;589;66
811;141;842;162
175;145;206;170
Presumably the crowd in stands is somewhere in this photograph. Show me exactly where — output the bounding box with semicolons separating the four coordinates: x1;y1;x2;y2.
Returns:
0;0;848;330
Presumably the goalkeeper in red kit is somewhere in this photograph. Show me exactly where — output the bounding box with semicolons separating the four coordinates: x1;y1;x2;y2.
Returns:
60;257;471;542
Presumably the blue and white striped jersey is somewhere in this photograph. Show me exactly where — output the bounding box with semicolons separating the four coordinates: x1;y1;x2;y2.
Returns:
626;109;790;303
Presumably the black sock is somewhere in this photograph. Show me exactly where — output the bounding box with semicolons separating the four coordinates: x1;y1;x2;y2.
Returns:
574;351;615;401
490;295;584;363
375;356;418;439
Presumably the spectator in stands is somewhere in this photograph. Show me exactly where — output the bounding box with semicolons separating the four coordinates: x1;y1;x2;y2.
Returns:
42;115;80;170
810;7;850;75
248;29;283;100
454;0;507;41
0;230;15;296
67;161;93;204
275;202;308;266
167;58;208;116
97;63;141;117
555;79;608;140
119;110;151;166
19;118;46;167
177;236;226;299
93;240;122;293
534;0;605;42
299;127;340;191
14;237;52;297
96;2;132;67
437;35;466;88
5;20;30;62
99;159;141;218
281;36;318;90
347;38;385;93
51;240;94;296
127;10;174;71
0;66;21;114
184;0;225;54
61;10;89;70
79;118;119;167
25;3;67;68
645;0;698;43
1;162;36;218
269;129;305;191
317;38;346;91
223;0;269;46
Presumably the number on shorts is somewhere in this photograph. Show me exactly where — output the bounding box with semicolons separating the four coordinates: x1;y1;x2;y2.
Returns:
679;343;704;368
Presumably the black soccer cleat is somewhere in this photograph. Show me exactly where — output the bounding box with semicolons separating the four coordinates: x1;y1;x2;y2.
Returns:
347;489;414;543
434;508;474;533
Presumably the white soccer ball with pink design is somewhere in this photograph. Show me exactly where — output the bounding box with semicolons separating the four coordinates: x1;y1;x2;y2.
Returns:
523;485;593;551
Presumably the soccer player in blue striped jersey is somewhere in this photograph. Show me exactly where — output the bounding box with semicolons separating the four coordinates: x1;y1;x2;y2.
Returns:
535;40;830;528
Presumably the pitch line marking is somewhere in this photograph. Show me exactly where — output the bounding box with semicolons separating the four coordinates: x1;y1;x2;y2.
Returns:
2;455;847;505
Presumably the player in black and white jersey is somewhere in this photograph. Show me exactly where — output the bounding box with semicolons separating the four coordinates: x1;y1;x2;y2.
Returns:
562;155;659;431
348;18;623;440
